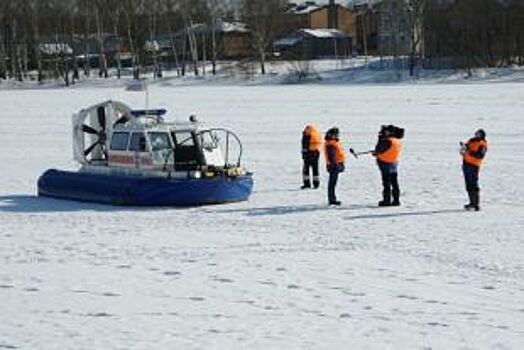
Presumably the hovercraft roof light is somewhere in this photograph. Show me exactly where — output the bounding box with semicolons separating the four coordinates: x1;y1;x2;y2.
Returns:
131;109;167;117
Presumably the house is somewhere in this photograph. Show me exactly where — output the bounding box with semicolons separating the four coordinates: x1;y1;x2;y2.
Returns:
285;2;322;30
274;28;352;59
40;34;132;69
165;20;252;60
286;1;358;39
352;2;379;55
38;35;75;58
375;0;412;56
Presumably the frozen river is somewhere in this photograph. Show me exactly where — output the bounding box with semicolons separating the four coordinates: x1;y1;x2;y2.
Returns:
1;82;524;349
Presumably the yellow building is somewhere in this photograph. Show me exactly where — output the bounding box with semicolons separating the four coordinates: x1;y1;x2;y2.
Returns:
287;3;357;47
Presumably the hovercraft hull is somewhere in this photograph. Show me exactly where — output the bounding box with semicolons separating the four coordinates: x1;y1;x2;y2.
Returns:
37;169;254;206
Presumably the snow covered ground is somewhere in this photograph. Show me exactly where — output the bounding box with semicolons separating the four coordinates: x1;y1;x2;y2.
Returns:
2;58;524;90
1;81;524;349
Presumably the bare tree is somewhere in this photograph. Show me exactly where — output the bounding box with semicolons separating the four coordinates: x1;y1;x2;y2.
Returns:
407;0;425;76
241;0;286;75
180;0;206;76
164;0;182;76
108;0;123;79
93;0;108;78
122;0;144;79
206;0;228;75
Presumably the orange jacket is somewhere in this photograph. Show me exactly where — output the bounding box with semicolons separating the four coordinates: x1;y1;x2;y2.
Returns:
324;139;346;165
377;137;402;163
463;138;488;167
304;125;322;152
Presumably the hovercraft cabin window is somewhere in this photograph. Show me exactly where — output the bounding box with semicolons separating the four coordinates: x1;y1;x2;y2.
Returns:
129;132;148;152
110;132;130;151
148;132;172;150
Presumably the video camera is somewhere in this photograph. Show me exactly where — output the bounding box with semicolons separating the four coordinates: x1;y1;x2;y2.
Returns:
379;125;405;139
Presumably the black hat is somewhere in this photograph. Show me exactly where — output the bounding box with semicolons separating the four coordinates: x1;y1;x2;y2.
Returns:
325;127;340;139
379;125;394;137
475;129;486;139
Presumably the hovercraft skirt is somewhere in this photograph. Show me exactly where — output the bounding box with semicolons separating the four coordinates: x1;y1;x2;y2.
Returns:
37;169;254;206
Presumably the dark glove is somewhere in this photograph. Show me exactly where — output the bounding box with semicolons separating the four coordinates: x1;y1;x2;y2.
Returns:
302;149;308;160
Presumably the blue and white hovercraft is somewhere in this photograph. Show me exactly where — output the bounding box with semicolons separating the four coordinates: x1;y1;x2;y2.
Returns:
38;100;253;206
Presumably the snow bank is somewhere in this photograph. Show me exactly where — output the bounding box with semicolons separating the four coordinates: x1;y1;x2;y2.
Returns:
2;58;524;91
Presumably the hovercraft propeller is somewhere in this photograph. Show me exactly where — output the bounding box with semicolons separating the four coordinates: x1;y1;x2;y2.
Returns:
82;106;107;158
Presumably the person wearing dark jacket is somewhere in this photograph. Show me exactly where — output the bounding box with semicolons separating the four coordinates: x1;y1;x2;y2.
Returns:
301;124;322;189
374;125;403;207
324;127;346;205
461;129;488;211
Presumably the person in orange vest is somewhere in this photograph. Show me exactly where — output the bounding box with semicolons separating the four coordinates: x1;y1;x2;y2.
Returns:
460;129;488;211
301;124;322;189
324;127;346;205
373;125;404;207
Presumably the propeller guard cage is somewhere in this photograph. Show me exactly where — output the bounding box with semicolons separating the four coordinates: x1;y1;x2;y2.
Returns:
73;101;132;165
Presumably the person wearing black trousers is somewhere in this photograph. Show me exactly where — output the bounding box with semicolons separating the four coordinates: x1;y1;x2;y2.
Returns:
324;127;346;205
374;125;404;207
301;124;322;189
461;129;488;211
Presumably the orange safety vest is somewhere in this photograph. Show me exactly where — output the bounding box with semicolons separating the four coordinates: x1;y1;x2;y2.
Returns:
324;139;346;165
377;137;402;163
304;126;322;152
463;139;488;167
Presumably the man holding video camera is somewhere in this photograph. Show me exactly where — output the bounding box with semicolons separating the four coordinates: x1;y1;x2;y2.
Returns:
373;125;404;207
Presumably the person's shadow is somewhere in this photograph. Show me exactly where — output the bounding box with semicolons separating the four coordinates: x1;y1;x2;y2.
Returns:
207;204;378;217
207;204;465;219
344;208;465;221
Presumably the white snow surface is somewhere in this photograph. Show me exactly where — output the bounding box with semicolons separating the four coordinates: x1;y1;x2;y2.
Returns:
1;82;524;349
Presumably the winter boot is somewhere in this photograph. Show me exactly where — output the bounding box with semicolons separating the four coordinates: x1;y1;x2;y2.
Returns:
301;180;311;190
379;189;391;207
471;191;480;211
464;204;479;211
464;190;479;211
313;178;320;189
392;190;401;206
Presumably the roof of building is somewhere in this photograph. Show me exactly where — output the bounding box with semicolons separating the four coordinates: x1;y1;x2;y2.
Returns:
288;1;354;15
292;3;321;14
175;20;249;37
274;28;351;47
301;28;351;39
145;21;249;51
39;43;73;55
274;36;302;47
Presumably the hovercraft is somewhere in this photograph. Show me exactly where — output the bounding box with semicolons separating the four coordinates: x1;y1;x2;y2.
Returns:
38;100;253;206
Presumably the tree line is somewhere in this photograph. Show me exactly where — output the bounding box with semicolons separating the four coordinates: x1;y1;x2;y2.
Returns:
1;0;523;85
0;0;290;85
421;0;524;74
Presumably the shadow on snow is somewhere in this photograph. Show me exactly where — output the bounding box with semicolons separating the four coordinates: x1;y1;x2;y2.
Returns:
0;195;122;213
209;204;465;219
0;195;241;213
1;195;466;219
208;204;377;216
345;208;465;221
